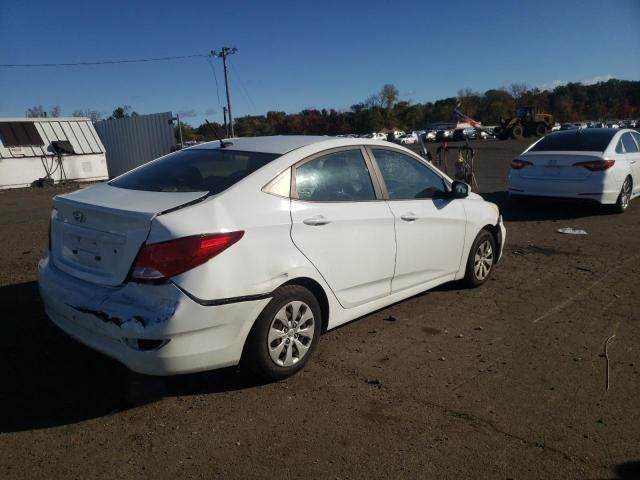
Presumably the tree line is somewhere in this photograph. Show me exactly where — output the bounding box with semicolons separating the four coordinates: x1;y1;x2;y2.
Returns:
22;78;640;141
24;105;137;120
178;78;639;141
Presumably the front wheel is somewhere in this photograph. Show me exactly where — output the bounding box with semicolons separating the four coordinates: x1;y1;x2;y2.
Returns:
614;176;632;213
243;285;321;381
464;230;496;287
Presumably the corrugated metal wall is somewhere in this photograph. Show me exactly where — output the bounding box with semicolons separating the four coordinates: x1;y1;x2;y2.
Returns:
94;112;174;177
0;118;105;159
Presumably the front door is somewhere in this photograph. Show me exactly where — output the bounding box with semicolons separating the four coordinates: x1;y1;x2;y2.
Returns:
367;147;467;292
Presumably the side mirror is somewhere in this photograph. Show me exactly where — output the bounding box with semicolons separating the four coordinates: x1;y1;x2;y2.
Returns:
450;181;469;199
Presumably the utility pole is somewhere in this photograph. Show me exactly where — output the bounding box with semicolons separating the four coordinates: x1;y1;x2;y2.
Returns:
211;47;237;137
223;106;228;138
176;113;183;148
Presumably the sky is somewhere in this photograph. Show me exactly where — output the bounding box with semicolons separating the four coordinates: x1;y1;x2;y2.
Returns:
0;0;639;127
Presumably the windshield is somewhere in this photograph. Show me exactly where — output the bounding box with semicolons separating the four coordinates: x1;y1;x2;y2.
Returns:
110;148;279;194
529;130;616;152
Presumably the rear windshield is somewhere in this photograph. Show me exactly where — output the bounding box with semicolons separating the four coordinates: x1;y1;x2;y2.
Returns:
110;148;279;193
529;130;616;152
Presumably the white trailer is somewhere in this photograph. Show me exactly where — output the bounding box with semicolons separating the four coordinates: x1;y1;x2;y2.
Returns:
0;117;108;189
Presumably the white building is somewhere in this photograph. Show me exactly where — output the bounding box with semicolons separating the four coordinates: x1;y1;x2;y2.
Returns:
0;117;108;189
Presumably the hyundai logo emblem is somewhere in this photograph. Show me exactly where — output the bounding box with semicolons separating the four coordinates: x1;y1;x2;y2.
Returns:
73;210;87;223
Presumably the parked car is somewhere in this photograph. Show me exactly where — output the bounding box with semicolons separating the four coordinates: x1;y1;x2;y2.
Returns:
560;123;577;131
435;129;453;142
387;130;406;142
424;130;437;142
478;129;494;140
551;123;561;132
452;128;478;141
508;129;640;212
39;136;505;380
398;132;418;145
360;132;387;141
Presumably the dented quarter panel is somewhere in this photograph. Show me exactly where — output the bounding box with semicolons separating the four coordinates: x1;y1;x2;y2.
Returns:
150;183;329;302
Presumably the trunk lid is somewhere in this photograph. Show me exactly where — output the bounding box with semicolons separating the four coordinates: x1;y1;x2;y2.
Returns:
520;152;603;180
51;183;207;286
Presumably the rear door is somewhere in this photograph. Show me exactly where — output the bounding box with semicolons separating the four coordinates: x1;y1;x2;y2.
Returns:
367;147;467;292
290;147;396;308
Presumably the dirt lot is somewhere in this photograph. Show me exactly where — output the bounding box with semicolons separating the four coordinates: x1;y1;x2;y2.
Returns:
1;139;639;479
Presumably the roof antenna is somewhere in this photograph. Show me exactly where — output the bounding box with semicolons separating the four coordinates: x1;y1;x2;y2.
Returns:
205;119;232;148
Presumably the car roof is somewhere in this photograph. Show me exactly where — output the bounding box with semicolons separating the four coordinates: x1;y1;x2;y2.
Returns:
189;135;338;155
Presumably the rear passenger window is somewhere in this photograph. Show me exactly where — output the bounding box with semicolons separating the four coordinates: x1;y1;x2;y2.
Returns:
295;149;376;202
621;133;639;153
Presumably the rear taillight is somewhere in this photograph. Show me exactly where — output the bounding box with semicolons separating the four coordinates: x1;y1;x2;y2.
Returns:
573;159;615;171
131;231;244;281
511;159;533;170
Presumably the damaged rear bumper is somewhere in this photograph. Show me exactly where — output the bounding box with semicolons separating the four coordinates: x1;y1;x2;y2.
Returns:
38;256;270;375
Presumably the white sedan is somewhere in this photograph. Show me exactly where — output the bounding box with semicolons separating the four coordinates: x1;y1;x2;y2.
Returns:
39;136;505;380
398;132;418;145
508;129;640;212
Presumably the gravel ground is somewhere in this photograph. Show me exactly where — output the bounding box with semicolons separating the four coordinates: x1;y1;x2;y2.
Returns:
1;138;639;479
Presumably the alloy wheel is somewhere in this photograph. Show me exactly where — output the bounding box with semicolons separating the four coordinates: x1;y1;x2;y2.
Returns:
620;178;632;210
267;301;315;367
474;240;494;281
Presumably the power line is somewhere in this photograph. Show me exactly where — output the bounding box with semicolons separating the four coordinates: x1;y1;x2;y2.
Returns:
205;56;224;110
0;54;207;68
227;58;257;112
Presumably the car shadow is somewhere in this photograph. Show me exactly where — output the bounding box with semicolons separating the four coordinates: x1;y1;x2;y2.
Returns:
590;461;640;480
613;461;640;479
480;191;614;222
0;280;268;433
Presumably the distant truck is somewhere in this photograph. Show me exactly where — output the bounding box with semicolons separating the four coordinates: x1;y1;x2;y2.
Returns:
494;107;555;140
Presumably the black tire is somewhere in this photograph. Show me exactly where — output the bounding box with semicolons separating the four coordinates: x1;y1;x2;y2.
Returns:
614;176;632;214
535;124;548;137
464;230;497;288
511;125;523;139
510;194;526;206
243;285;322;381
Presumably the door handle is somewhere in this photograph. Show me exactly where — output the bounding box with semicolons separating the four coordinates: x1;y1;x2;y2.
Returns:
303;215;331;226
400;212;418;222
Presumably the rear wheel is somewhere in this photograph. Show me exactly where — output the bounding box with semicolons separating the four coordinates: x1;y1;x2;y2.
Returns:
614;176;632;213
535;124;548;137
243;285;321;381
464;230;496;287
511;126;523;139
